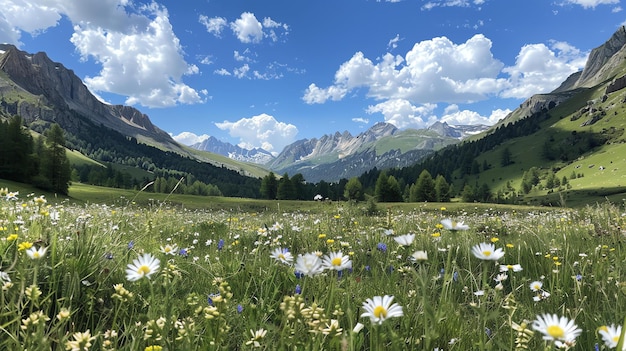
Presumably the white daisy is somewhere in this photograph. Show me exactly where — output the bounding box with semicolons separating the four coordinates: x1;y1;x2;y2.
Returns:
160;244;178;255
393;233;415;246
471;242;505;261
270;247;294;265
529;281;543;292
126;253;160;282
532;314;581;344
598;324;624;350
26;247;48;260
499;264;523;272
411;250;428;262
322;251;352;271
361;295;403;325
441;218;469;231
294;253;325;277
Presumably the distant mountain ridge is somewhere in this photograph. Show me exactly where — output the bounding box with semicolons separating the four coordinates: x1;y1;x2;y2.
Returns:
265;121;485;182
190;136;274;164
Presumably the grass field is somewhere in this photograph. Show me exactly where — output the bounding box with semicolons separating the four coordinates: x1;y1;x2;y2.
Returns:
0;180;624;350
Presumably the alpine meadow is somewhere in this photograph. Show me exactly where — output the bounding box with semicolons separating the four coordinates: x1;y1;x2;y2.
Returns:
1;6;626;351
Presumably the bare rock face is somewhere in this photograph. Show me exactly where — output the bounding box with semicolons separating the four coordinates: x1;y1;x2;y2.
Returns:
576;26;626;87
0;44;176;146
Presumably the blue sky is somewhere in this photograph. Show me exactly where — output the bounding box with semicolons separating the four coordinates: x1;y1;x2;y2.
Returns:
0;0;624;154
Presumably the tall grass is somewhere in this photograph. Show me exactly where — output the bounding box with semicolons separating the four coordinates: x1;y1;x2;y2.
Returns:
0;189;624;350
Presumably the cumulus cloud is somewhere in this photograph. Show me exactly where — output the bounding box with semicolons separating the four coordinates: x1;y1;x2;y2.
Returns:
200;12;288;44
500;41;587;98
563;0;619;9
304;33;587;128
366;99;438;129
215;114;298;154
304;35;506;105
441;104;510;125
198;15;227;37
0;0;204;108
171;132;210;146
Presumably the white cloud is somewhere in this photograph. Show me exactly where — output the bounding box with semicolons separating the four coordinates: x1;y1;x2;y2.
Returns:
230;12;263;44
170;132;210;146
387;34;401;50
563;0;619;9
234;64;250;79
214;68;231;76
304;35;506;105
366;99;438;129
215;113;298;154
352;117;370;124
441;104;510;125
200;12;288;44
500;41;587;98
199;15;227;37
0;0;204;108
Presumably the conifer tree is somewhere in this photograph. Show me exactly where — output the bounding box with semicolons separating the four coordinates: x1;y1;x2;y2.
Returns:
39;124;71;195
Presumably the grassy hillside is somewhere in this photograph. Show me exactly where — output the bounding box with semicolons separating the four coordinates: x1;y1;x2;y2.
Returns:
457;70;626;207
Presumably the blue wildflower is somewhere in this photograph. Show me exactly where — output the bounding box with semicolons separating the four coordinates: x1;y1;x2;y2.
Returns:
208;293;220;306
127;241;134;250
179;248;189;257
217;239;225;251
237;304;243;314
295;284;302;294
377;243;387;252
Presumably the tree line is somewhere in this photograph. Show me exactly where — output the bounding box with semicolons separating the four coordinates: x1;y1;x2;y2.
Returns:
0;116;71;194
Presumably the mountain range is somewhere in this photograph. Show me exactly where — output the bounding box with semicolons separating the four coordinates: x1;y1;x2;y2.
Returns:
2;25;626;205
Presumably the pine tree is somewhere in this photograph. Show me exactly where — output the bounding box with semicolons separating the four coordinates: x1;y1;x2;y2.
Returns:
39;124;71;195
344;177;363;202
260;172;278;199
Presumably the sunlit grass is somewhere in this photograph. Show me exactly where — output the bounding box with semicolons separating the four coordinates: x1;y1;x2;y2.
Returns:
0;188;624;350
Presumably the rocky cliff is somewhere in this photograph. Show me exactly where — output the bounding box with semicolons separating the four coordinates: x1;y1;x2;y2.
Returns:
0;44;178;149
191;136;275;164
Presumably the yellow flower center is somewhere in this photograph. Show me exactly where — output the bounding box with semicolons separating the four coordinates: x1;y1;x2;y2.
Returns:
482;250;492;257
137;265;151;275
331;257;342;266
613;336;620;342
278;253;285;260
373;306;387;319
546;325;565;339
507;265;513;269
33;252;40;258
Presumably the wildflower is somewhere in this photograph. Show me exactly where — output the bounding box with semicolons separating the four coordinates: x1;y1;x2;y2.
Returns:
57;308;71;321
471;242;505;261
6;234;18;241
494;273;508;282
17;241;33;251
6;191;18;200
533;291;551;302
294;284;302;294
360;295;404;325
383;229;394;236
377;243;387;252
499;264;523;272
0;271;10;282
126;253;160;282
217;239;224;250
532;314;581;346
322;251;352;271
441;218;469;230
26;246;48;260
598;324;624;349
321;319;343;336
294;253;325;276
353;322;365;333
270;247;294;265
245;328;268;348
159;244;178;255
393;234;415;246
411;250;428;262
145;346;163;351
65;329;96;351
530;281;543;292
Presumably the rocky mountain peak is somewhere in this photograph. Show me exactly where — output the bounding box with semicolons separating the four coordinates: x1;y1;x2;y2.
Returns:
0;44;176;147
576;26;626;87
